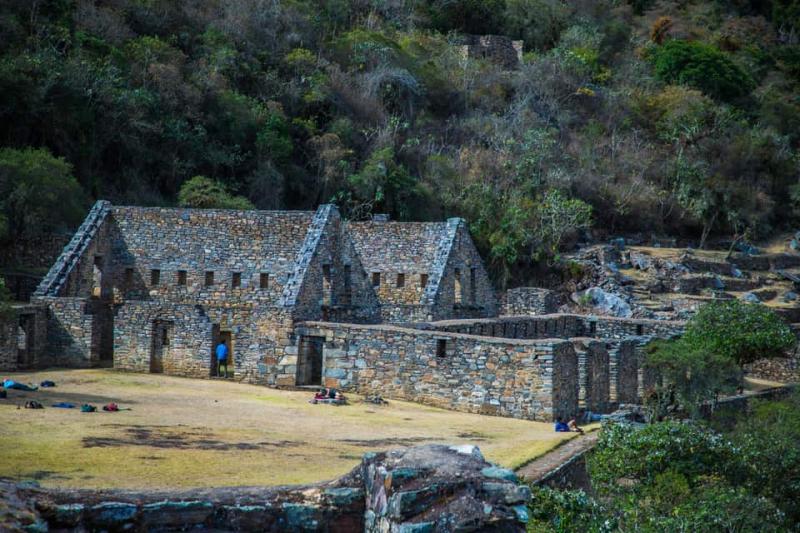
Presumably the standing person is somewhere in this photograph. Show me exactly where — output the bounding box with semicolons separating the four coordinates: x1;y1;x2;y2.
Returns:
216;340;229;378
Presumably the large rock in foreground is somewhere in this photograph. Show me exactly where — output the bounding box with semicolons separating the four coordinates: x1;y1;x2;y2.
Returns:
364;444;529;532
2;445;530;532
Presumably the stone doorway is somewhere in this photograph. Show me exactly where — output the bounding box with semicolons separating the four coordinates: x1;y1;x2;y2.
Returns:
297;335;324;386
150;320;173;373
16;314;34;368
211;326;234;378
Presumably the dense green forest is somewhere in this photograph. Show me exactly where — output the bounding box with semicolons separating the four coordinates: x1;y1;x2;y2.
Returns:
1;0;800;284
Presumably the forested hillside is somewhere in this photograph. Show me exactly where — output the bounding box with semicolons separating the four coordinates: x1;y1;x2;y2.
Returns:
1;0;799;285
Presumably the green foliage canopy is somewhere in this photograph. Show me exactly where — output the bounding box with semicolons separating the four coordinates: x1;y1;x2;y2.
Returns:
0;147;86;242
682;300;795;365
651;40;755;101
177;176;255;210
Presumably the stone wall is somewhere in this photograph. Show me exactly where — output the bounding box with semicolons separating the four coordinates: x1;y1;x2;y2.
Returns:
291;321;578;421
573;339;610;413
420;314;684;341
0;310;18;371
459;34;524;69
744;354;800;383
503;287;559;316
6;444;530;532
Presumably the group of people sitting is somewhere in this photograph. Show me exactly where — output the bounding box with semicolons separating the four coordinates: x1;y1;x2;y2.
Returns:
554;416;584;434
310;387;346;405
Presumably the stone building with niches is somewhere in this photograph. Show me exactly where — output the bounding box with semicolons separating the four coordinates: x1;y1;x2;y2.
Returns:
11;200;693;421
27;201;495;382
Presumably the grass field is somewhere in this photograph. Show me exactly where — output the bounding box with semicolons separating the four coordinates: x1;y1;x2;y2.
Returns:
0;369;574;490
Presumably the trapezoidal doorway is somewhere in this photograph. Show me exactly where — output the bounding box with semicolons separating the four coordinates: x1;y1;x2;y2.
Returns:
150;320;174;373
211;325;234;378
296;335;324;386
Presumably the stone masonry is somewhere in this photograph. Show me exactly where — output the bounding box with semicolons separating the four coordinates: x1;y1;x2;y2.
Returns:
18;200;697;422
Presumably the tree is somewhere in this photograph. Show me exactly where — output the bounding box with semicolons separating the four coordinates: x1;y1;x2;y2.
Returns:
682;300;795;366
0;147;86;242
531;189;593;261
645;338;742;419
651;40;755;101
177;176;255;210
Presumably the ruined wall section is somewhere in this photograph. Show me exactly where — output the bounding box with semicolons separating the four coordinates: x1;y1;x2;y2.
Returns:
285;206;381;324
110;207;313;305
34;200;112;299
349;220;447;322
421;314;684;340
290;322;577;421
503;288;559;316
427;220;497;321
31;201;114;367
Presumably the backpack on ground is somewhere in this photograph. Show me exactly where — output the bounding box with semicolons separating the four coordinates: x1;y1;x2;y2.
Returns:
24;400;43;409
80;403;97;413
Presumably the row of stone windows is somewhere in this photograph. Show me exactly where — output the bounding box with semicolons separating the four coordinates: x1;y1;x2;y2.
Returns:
128;268;270;290
371;272;429;289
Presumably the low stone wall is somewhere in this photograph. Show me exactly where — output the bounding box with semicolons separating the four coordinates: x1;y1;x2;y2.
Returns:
744;354;800;383
6;445;529;532
420;314;684;342
0;310;18;371
503;287;559;316
292;321;578;421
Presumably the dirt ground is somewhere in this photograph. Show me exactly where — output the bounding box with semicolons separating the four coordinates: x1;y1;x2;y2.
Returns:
0;369;575;490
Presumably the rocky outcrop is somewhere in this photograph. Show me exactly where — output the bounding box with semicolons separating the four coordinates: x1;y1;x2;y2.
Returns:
364;444;529;532
4;445;531;532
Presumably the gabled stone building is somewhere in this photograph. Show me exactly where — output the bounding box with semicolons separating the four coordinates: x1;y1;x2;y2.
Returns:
10;201;689;421
30;202;496;381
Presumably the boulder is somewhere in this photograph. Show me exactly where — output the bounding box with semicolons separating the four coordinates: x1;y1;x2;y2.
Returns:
742;292;760;303
581;287;633;318
364;445;528;533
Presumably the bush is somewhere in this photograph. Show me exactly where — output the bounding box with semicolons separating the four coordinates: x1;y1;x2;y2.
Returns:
177;176;255;210
589;422;737;494
0;147;86;242
650;40;755;101
682;300;795;365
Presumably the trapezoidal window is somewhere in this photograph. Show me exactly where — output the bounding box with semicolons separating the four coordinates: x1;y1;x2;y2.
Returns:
453;268;462;304
343;265;352;304
150;269;161;286
470;267;477;304
636;324;644;336
260;273;269;289
436;339;447;358
205;271;214;287
420;273;429;288
232;272;242;289
372;272;381;287
177;270;187;286
124;268;134;286
322;264;332;305
396;273;405;288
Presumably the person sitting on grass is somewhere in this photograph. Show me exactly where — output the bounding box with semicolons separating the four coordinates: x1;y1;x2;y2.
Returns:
215;340;229;378
567;417;585;434
554;417;570;432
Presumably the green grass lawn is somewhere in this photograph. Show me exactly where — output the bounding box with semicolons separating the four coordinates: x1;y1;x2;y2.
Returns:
0;369;574;490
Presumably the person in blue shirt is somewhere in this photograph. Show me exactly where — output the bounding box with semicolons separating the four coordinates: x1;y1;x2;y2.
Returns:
554;417;570;432
216;340;229;378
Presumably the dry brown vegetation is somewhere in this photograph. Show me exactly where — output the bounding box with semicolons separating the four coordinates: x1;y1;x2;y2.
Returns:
0;369;574;490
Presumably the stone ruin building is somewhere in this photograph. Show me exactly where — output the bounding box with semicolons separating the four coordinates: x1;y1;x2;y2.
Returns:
458;35;524;69
2;201;689;421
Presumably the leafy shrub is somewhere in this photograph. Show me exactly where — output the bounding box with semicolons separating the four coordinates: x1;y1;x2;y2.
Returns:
527;486;615;532
589;422;737;493
650;40;755;101
0;147;86;242
177;176;254;210
682;300;795;365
